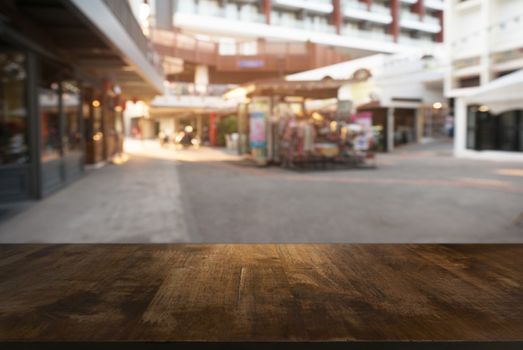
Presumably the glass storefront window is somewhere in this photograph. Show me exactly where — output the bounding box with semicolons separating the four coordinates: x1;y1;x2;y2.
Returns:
466;107;476;150
39;82;60;162
477;112;496;150
467;107;523;152
519;113;523;152
498;111;517;151
62;81;81;154
0;52;29;165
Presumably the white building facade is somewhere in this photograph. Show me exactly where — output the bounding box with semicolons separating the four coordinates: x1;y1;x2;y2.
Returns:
171;0;444;56
446;0;523;160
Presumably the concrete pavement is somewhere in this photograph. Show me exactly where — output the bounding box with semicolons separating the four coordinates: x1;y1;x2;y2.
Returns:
177;149;523;243
0;140;522;243
0;154;188;243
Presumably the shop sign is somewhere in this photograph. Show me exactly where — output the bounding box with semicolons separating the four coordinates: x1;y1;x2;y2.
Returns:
355;112;373;128
249;112;266;148
239;60;264;68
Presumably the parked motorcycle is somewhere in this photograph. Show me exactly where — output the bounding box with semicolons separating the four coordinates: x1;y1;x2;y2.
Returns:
175;125;200;148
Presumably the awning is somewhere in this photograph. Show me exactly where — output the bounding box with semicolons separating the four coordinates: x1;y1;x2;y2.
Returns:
466;69;523;114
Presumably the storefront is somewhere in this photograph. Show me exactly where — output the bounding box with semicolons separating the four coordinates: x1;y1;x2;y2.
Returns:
0;50;35;201
38;59;84;196
454;69;523;160
355;102;450;153
465;107;523;153
0;0;164;203
149;107;239;147
0;46;125;202
355;105;389;152
0;50;81;200
284;54;449;153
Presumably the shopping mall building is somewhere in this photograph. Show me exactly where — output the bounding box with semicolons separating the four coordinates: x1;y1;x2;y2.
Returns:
0;0;163;202
133;0;445;146
446;0;523;160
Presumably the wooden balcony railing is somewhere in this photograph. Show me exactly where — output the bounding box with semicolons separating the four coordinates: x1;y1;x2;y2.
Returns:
150;28;348;74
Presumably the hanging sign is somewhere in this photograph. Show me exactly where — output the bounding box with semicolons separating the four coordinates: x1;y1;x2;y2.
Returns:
239;60;264;68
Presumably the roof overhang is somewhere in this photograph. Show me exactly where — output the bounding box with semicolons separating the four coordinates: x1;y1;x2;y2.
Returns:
69;0;164;96
227;78;355;99
465;69;523;114
1;0;164;100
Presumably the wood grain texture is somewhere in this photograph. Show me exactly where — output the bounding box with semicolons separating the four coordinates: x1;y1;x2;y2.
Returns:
0;244;522;344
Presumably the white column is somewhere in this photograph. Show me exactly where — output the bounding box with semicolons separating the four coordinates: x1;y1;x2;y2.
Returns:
416;107;425;141
454;97;467;157
479;0;493;86
387;107;394;152
194;65;209;95
443;0;454;93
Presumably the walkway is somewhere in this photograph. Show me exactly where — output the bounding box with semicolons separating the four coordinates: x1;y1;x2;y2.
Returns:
0;154;188;243
0;140;522;243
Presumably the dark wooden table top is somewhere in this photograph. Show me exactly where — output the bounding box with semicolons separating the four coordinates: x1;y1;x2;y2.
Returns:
1;244;522;349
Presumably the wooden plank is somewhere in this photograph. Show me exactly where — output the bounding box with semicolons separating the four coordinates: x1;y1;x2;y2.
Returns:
0;244;522;348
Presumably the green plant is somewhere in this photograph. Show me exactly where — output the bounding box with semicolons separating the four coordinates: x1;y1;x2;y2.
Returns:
216;115;238;146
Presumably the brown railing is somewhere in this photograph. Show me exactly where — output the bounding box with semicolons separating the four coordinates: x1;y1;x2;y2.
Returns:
151;29;217;65
150;29;347;73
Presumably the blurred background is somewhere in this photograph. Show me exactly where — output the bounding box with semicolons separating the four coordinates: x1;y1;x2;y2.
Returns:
0;0;521;242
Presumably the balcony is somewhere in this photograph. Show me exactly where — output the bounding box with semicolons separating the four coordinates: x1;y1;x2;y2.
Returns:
177;0;266;24
424;0;445;11
272;0;333;14
343;1;393;25
400;11;441;33
151;29;348;83
271;13;336;34
398;35;437;48
163;82;232;97
152;86;238;112
172;1;409;55
343;26;394;43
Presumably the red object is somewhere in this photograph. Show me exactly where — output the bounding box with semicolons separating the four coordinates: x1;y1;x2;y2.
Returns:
261;0;271;24
209;112;218;146
436;11;444;43
331;0;341;34
411;0;425;20
389;0;400;42
103;80;111;93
